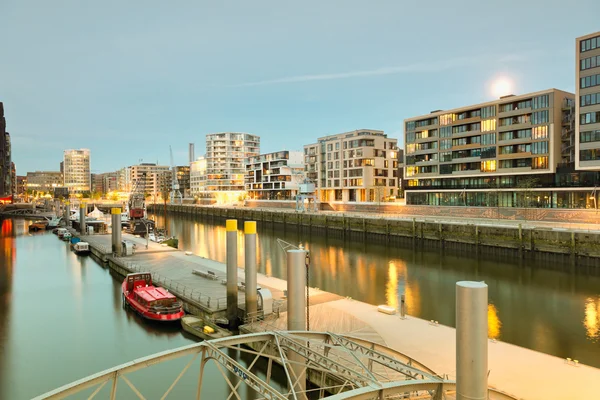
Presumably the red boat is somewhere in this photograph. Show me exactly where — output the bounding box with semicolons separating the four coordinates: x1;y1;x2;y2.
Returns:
122;273;184;322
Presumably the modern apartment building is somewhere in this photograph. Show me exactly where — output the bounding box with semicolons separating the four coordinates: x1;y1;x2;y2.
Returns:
16;175;26;195
0;102;11;201
175;166;190;198
576;31;600;170
205;133;260;192
26;171;64;192
10;162;16;197
304;130;399;202
245;151;304;200
128;163;171;200
190;157;207;197
402;88;600;208
63;149;91;194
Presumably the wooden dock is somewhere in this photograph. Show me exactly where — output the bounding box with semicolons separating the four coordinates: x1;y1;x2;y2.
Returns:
78;231;600;400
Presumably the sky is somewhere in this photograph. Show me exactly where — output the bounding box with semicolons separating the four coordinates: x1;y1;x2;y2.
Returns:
1;0;599;174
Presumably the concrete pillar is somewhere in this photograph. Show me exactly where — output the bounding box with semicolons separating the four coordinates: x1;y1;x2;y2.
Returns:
64;201;70;226
287;249;307;331
226;219;238;326
111;208;122;257
244;221;257;320
287;249;308;399
456;281;488;400
79;202;86;234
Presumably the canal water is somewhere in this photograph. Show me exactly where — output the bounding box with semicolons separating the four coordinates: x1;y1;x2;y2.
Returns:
0;219;286;400
151;212;600;368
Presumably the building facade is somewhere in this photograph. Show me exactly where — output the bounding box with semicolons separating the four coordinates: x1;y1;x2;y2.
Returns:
0;102;11;201
205;133;260;192
26;171;64;193
10;162;16;197
576;31;600;170
304;130;399;202
175;166;190;198
402;88;600;208
63;149;91;194
190;157;207;197
128;163;171;201
16;175;26;195
245;151;304;200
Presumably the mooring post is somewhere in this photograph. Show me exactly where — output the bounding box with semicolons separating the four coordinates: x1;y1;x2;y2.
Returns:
111;208;122;257
226;219;239;327
64;201;70;226
79;202;86;234
244;221;257;321
400;294;406;319
456;281;488;400
287;248;308;398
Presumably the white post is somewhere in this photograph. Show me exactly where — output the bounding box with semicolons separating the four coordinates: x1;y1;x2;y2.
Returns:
287;249;307;398
226;219;238;327
456;281;488;400
244;221;257;320
111;208;122;256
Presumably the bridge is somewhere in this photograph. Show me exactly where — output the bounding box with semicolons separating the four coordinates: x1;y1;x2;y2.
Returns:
34;331;517;400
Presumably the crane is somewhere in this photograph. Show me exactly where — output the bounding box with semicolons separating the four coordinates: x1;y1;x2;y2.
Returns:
169;145;182;205
292;169;318;212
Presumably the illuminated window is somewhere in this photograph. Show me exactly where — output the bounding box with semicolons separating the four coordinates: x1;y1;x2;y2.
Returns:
532;156;548;169
406;144;416;154
440;114;453;125
406;167;416;177
480;160;496;172
532;126;548;139
481;119;496;132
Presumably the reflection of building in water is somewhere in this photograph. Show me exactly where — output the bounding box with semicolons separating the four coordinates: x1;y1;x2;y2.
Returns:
386;262;398;309
584;297;600;341
488;303;502;340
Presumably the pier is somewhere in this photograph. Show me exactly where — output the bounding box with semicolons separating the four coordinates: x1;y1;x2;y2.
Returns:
73;225;600;400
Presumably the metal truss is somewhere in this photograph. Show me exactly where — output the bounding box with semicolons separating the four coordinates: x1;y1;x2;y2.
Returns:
33;331;518;400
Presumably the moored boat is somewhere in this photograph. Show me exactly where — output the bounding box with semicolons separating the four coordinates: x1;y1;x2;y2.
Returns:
29;222;47;232
72;241;90;255
62;232;72;241
122;273;184;322
56;228;68;238
181;315;232;340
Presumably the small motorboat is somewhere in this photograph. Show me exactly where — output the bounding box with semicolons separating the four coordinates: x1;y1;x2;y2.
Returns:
181;315;232;341
122;273;184;322
62;232;72;241
72;241;90;255
56;228;68;238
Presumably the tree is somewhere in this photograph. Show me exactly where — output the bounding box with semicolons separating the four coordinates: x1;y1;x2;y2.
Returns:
516;177;539;208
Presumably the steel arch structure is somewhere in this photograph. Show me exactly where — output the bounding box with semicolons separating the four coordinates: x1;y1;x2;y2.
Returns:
34;331;517;400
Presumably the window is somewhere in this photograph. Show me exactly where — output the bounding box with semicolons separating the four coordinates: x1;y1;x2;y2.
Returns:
440;114;453;125
532;126;548;139
416;130;436;139
335;142;339;150
452;123;480;134
415;117;438;128
406;132;415;143
440;139;451;150
581;55;600;71
580;130;600;143
581;111;600;125
440;164;452;174
440;126;452;137
440;151;452;162
499;114;530;126
406;121;416;131
481;105;496;118
580;92;600;107
481;119;496;132
531;141;548;154
481;133;496;145
581;73;600;89
499;129;531;141
327;144;333;151
580;149;600;161
532;95;549;109
580;35;600;53
531;110;549;125
500;158;532;169
480;160;496;172
480;146;496;159
532;156;548;169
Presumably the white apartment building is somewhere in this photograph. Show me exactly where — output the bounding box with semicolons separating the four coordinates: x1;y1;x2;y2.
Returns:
190;156;207;197
576;31;600;170
205;132;260;192
245;150;304;200
304;130;399;203
63;149;91;194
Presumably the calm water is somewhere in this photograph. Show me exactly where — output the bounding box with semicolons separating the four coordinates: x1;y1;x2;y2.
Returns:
0;219;285;400
151;212;600;368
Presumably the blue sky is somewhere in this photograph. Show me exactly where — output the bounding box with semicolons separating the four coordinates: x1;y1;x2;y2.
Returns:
1;0;599;173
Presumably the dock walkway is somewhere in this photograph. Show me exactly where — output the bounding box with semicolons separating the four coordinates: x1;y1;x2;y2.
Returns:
79;232;600;400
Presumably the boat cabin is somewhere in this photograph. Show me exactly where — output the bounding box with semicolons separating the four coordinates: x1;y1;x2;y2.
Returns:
125;273;153;292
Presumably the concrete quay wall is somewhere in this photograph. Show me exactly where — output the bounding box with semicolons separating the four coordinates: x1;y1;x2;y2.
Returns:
150;204;600;261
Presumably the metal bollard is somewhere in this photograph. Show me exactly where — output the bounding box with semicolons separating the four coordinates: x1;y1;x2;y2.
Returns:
244;221;258;319
79;202;86;234
111;208;122;256
226;219;238;327
400;294;406;319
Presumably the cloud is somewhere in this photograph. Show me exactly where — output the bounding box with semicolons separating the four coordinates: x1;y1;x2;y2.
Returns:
232;52;533;87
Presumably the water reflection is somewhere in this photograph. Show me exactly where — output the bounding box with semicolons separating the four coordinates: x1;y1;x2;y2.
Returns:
152;212;600;367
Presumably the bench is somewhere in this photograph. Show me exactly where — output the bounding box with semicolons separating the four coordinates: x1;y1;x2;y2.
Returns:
192;269;219;280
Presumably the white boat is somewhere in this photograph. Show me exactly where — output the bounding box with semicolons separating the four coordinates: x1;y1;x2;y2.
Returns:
72;241;90;255
148;232;166;243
